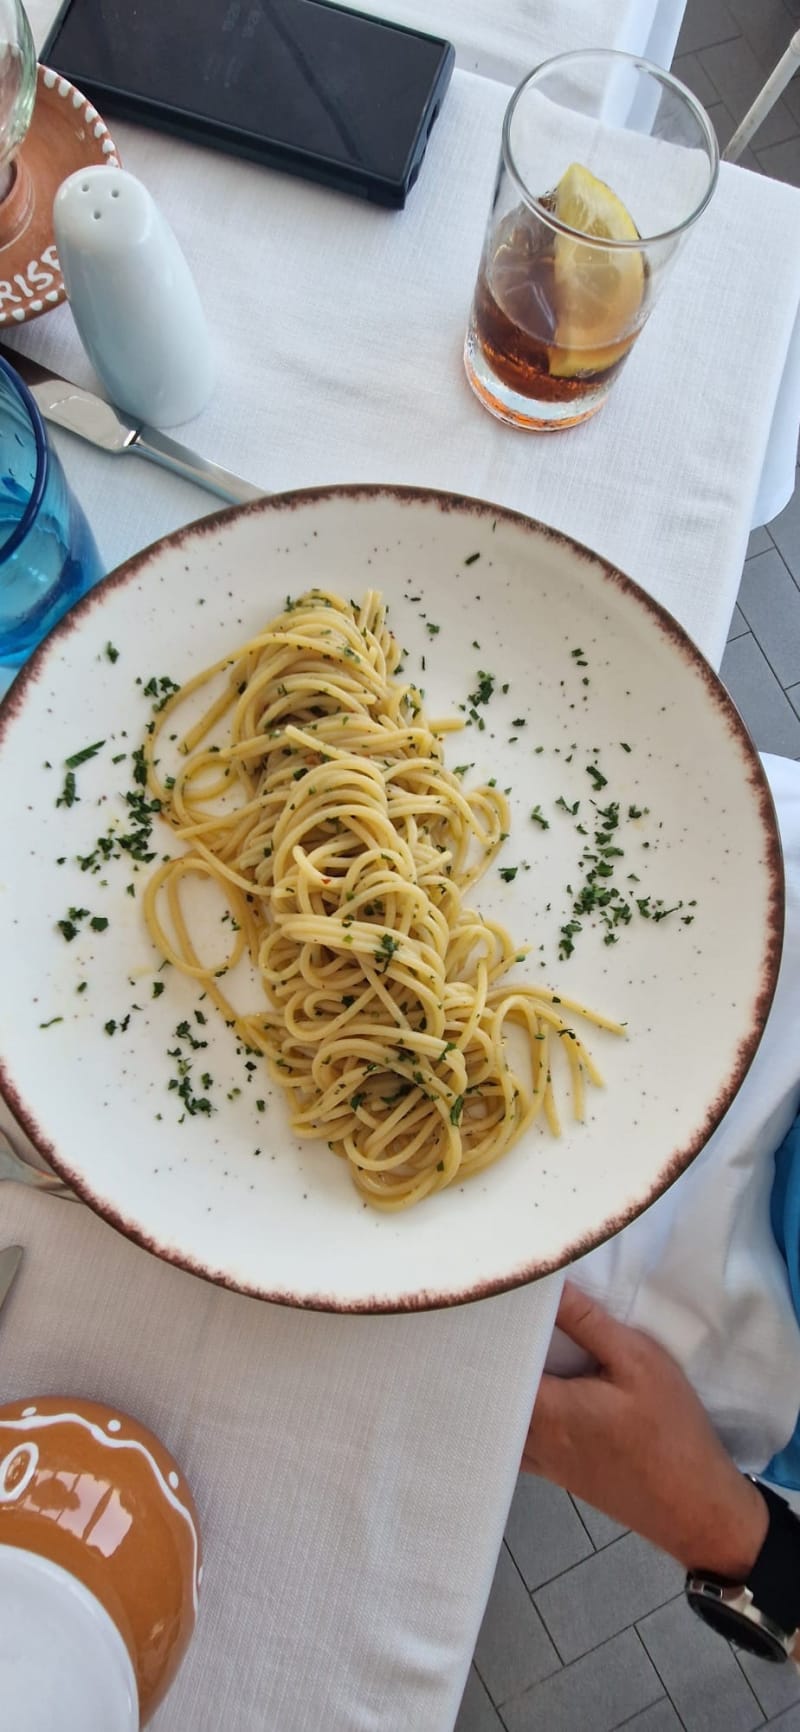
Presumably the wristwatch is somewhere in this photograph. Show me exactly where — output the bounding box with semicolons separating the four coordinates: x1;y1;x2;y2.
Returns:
686;1478;800;1663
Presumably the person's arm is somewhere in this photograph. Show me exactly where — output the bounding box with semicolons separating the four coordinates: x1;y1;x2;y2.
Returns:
523;1281;770;1581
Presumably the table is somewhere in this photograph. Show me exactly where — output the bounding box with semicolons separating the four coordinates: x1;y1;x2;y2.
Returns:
2;6;800;1729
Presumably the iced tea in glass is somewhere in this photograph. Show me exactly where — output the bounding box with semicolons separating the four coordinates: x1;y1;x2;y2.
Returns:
465;52;719;430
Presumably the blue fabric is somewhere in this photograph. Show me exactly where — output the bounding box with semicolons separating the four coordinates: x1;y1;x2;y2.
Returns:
765;1113;800;1489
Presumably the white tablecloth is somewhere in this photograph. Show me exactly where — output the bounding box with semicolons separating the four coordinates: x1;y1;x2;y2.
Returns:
3;5;800;1730
335;0;688;86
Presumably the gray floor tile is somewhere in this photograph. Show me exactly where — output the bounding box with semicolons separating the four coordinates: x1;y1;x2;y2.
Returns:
618;1703;685;1732
676;0;739;54
768;474;800;579
502;1629;661;1732
748;525;773;558
473;1544;560;1707
572;1496;629;1550
637;1596;763;1732
724;0;799;77
672;50;720;106
728;603;749;642
699;36;799;148
788;683;800;717
737;1647;800;1719
455;1666;506;1732
504;1474;594;1592
534;1533;682;1664
705;97;739;150
720;632;800;756
766;1709;800;1731
737;547;800;686
756;134;800;183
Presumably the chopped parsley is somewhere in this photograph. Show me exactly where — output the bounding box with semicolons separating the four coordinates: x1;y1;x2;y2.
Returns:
374;932;401;973
55;770;77;809
105;642;119;663
468;670;495;708
65;740;105;769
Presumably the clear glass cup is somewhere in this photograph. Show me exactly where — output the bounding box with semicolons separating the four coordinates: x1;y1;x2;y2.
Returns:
464;50;719;430
0;0;35;200
0;354;103;668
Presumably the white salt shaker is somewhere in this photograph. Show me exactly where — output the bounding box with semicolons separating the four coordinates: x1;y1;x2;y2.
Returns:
53;165;215;427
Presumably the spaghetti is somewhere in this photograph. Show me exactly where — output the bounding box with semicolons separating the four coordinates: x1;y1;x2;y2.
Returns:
142;589;622;1210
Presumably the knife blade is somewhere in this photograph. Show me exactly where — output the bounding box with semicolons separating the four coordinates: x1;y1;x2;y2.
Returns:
0;1245;23;1315
0;346;265;508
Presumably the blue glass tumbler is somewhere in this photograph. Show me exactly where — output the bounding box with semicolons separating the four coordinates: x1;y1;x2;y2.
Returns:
0;354;103;668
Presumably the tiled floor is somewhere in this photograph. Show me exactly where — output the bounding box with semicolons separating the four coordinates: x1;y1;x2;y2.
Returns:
456;3;800;1728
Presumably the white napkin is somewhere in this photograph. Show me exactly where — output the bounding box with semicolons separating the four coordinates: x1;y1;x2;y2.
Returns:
562;753;800;1474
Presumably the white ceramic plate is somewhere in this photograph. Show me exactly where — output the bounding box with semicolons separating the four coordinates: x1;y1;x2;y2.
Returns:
0;487;782;1311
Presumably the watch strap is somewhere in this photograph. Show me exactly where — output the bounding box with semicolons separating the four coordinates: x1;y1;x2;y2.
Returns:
744;1479;800;1633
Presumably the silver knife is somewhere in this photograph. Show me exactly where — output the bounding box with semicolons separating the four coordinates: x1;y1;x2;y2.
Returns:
0;346;264;508
0;1245;22;1315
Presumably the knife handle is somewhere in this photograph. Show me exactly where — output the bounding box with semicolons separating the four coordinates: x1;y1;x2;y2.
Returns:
133;426;265;506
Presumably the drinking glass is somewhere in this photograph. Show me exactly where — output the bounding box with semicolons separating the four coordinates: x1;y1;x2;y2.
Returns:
464;50;719;430
0;0;35;200
0;354;103;669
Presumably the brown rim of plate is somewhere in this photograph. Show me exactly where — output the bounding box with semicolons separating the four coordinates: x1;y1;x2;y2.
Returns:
0;483;786;1313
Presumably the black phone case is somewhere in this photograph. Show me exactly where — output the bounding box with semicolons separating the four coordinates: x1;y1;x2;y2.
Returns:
42;0;455;209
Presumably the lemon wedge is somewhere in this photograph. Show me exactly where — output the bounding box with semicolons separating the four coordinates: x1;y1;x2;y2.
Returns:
551;162;645;378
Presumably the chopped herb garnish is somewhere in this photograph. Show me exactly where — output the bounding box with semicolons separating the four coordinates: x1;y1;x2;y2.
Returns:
56;770;77;809
65;740;105;769
586;764;608;790
105;642;119;663
499;866;518;882
39;1016;63;1028
530;806;549;830
468;670;495;707
374;932;400;973
449;1094;465;1124
464;552;480;566
152;981;165;998
89;915;109;932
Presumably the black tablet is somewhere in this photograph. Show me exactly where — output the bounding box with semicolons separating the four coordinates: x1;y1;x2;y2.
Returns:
43;0;454;208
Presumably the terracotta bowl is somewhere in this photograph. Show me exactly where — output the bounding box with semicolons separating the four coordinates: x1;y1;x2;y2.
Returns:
0;1395;200;1723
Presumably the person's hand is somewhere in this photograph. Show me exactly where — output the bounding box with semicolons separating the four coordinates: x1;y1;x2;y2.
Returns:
523;1281;769;1579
